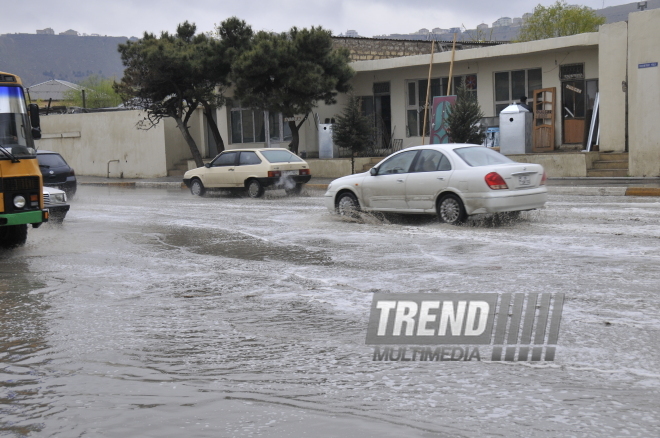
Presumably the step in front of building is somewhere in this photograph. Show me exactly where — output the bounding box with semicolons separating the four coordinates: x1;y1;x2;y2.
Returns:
591;160;629;170
597;152;629;161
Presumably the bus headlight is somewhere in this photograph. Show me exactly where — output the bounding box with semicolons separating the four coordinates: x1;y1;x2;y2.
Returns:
13;195;26;209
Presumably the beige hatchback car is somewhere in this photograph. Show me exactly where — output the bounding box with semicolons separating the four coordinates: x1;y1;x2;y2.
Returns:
183;148;311;198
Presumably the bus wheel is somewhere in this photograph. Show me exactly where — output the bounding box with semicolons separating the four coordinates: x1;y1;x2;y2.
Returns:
0;224;28;248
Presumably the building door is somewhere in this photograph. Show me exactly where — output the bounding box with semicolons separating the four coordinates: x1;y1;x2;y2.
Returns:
532;88;556;152
560;64;586;144
373;82;391;149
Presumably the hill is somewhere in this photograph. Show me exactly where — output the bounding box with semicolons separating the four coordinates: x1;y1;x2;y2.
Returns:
0;33;129;87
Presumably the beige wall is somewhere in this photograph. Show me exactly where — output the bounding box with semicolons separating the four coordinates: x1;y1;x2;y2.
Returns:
507;152;599;177
164;108;206;170
628;9;660;177
38;110;169;178
306;157;376;178
598;22;628;153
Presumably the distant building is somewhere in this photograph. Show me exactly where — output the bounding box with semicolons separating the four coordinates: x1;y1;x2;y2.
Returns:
432;28;449;35
448;27;461;34
493;17;512;27
344;30;360;37
59;29;78;36
416;28;430;35
36;28;55;35
512;17;523;26
26;79;82;101
477;23;489;31
522;13;532;22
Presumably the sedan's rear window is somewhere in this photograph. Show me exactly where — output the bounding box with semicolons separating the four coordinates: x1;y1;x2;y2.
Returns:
453;147;514;167
38;153;68;168
260;150;303;163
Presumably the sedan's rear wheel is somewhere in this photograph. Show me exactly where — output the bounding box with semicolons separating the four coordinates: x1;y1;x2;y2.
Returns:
246;179;264;198
190;178;205;196
437;194;467;225
336;192;360;218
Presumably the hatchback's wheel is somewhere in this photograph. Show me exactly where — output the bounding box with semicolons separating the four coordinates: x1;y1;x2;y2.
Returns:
246;179;264;198
285;184;303;196
437;194;467;225
190;178;205;196
336;192;360;218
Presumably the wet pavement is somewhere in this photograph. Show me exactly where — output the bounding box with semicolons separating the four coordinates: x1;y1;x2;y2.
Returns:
1;186;659;437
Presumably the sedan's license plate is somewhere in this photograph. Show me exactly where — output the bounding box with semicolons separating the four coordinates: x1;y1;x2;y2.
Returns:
518;175;531;186
282;170;298;176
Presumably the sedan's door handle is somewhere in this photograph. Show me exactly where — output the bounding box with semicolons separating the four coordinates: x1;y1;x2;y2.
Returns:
437;177;444;180
228;168;235;171
397;179;404;183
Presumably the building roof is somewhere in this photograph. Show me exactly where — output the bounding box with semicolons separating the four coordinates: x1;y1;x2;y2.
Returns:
350;31;599;72
26;79;82;101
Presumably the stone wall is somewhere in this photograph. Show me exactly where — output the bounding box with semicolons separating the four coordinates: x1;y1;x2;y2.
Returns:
332;37;499;61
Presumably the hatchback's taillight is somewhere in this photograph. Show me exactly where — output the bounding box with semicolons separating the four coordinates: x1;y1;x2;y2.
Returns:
299;169;310;175
268;171;281;178
69;169;75;176
540;171;547;185
485;172;508;190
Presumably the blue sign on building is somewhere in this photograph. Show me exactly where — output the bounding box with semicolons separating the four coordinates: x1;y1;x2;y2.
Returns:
638;62;658;69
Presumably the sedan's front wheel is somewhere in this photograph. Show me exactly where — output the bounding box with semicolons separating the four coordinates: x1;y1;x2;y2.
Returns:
336;192;360;218
246;179;264;198
437;194;467;225
190;178;205;196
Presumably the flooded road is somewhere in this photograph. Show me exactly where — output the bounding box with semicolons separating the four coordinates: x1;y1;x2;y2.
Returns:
1;186;659;437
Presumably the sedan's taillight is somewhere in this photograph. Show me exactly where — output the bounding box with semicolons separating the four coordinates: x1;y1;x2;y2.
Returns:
69;169;75;176
485;172;508;190
268;171;281;178
540;171;547;185
299;169;310;175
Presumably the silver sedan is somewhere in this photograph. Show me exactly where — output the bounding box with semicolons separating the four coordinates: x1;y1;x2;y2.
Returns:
324;144;547;224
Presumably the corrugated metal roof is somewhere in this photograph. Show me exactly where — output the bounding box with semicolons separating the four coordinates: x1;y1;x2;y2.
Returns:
26;79;82;101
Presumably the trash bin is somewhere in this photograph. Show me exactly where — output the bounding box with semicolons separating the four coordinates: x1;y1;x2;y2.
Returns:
499;104;532;154
318;124;336;159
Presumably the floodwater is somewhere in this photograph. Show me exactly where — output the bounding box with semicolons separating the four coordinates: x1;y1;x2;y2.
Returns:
1;186;659;437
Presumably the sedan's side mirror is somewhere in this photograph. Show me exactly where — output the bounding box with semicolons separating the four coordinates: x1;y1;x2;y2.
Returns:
204;163;211;168
370;167;379;176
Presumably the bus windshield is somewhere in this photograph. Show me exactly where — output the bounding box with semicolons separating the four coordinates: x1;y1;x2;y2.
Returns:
0;86;36;157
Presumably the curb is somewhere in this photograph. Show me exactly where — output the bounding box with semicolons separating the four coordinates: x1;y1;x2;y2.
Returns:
624;187;660;197
547;187;627;196
78;181;660;197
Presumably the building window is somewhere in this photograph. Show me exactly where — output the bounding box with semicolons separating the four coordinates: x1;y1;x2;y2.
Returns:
230;104;291;144
494;68;542;115
405;75;477;137
230;106;265;144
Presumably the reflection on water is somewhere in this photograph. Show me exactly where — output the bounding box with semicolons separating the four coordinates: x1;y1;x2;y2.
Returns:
0;255;49;436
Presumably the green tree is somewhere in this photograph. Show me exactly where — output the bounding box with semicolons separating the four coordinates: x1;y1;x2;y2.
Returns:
63;75;122;108
332;95;374;174
446;86;485;144
115;21;249;167
231;26;354;154
203;17;253;152
517;1;606;42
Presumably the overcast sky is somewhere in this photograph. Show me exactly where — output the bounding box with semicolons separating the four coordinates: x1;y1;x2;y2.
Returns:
2;0;636;38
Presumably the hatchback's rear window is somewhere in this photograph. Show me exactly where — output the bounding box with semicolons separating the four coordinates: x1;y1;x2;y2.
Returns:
260;150;303;163
453;147;514;167
37;153;68;168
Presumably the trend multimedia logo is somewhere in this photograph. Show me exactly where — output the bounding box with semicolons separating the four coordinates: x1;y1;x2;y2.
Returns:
366;293;564;362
